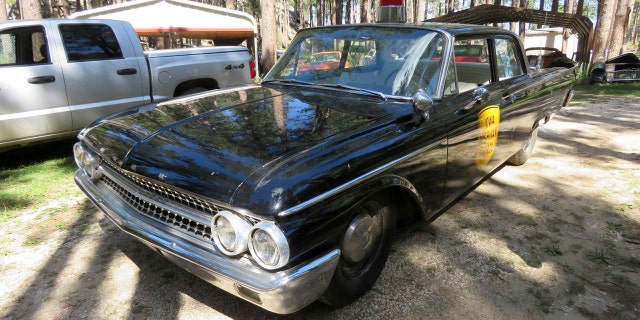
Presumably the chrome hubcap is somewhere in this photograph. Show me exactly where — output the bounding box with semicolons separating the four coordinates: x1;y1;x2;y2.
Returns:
342;212;382;264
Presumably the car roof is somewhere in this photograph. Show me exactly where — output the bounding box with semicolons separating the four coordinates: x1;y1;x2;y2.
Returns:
300;22;516;38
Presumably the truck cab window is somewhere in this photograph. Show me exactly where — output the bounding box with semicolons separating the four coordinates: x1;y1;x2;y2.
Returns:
0;26;47;66
59;24;123;62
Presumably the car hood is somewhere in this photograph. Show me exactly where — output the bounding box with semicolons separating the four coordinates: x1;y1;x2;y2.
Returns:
81;85;412;216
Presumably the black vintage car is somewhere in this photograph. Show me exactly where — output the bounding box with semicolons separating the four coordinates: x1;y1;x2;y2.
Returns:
73;23;575;314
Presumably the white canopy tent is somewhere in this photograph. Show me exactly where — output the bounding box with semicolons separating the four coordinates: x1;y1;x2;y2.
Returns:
70;0;258;72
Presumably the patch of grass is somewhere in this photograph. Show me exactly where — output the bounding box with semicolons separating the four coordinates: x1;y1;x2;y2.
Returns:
573;83;640;102
527;286;553;314
618;203;635;212
0;210;17;222
543;245;563;256
587;248;613;265
606;221;624;231
568;280;585;295
0;156;80;216
568;243;583;253
625;256;640;269
559;262;574;273
580;205;594;214
23;235;41;247
516;216;538;227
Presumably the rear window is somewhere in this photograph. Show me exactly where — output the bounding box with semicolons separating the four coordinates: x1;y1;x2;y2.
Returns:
59;24;123;62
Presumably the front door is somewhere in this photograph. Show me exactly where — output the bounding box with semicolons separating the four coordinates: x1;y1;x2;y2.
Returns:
0;23;70;148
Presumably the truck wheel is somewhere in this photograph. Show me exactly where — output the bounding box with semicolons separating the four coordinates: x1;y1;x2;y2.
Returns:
508;128;539;166
320;195;396;307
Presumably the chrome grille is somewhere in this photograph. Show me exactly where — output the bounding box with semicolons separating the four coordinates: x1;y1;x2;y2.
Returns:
101;174;213;240
103;160;224;216
97;160;226;241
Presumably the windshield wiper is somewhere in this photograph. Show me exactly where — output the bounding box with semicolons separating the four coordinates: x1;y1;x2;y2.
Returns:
315;83;388;100
262;79;315;86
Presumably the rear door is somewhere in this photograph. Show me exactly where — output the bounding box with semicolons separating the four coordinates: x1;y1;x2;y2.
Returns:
54;21;150;130
0;21;71;148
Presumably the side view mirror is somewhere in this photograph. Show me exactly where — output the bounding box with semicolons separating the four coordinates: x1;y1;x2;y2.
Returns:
412;91;433;120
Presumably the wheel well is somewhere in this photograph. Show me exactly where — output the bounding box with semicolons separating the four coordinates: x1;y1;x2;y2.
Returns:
374;187;421;226
173;78;219;96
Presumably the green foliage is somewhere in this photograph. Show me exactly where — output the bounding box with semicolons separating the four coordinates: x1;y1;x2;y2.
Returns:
573;83;640;102
587;248;613;265
0;156;78;215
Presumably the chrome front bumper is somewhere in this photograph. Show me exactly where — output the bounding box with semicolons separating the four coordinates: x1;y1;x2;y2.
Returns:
75;169;339;314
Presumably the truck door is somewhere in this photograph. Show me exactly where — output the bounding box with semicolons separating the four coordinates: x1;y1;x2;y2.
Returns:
55;22;149;130
0;23;70;148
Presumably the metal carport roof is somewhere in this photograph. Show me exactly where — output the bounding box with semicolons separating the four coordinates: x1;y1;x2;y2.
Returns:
428;4;593;63
69;0;257;42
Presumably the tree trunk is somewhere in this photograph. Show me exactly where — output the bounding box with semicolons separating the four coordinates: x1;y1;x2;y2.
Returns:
260;0;277;72
608;0;632;56
361;0;370;23
332;0;342;25
416;0;426;22
592;0;618;62
0;0;8;21
510;0;518;34
224;0;234;10
632;1;639;45
316;0;323;26
18;0;42;19
345;0;351;24
576;0;584;15
562;0;576;54
519;0;527;40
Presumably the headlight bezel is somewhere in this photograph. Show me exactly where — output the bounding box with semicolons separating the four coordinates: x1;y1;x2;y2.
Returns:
248;221;290;270
73;142;102;180
211;210;252;256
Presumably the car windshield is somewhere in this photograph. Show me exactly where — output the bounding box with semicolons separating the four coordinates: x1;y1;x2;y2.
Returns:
265;26;446;98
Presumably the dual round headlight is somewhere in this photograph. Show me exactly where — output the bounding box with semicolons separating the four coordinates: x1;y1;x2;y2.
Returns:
212;211;289;270
73;143;102;180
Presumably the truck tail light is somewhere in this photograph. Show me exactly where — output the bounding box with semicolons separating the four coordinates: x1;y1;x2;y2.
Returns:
377;0;406;23
249;60;256;79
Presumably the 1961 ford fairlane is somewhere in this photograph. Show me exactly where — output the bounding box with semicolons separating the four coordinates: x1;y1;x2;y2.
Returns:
73;21;575;314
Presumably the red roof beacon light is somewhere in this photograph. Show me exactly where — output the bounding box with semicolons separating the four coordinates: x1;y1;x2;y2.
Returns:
377;0;407;23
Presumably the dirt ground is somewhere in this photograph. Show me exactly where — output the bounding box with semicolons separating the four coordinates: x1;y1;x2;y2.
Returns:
0;92;639;320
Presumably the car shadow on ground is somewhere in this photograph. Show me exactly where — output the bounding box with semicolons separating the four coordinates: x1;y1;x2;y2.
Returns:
0;138;77;170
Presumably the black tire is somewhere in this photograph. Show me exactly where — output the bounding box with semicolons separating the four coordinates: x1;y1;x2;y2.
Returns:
508;128;539;166
320;196;397;307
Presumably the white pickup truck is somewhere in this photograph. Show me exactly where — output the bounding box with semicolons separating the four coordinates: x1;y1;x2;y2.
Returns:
0;19;255;151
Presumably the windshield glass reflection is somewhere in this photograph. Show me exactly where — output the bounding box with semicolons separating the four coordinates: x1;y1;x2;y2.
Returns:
265;26;446;97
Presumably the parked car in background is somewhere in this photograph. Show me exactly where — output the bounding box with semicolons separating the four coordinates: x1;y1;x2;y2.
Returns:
590;53;640;83
454;43;487;62
74;22;575;314
525;47;574;68
0;19;255;152
296;50;349;72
